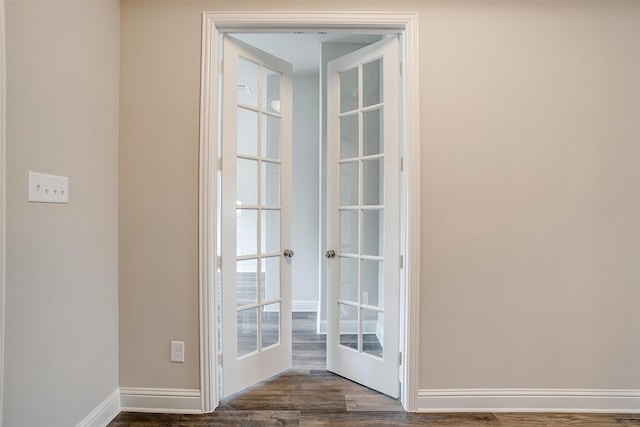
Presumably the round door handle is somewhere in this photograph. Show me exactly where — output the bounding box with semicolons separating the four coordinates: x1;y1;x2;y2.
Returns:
284;249;295;258
325;250;336;259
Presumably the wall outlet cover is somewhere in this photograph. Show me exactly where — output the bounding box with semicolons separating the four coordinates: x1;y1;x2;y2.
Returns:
171;341;185;363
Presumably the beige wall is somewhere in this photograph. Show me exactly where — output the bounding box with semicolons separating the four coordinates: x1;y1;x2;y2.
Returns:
4;1;120;426
420;1;640;390
119;1;202;389
120;0;640;393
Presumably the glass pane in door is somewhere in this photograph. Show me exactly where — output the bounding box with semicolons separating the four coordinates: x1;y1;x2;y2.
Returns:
262;302;280;348
339;257;358;303
262;67;281;113
339;162;359;206
236;209;257;256
362;59;383;107
261;161;280;206
363;108;383;156
262;115;280;160
237;108;258;156
363;159;384;206
261;256;280;301
237;57;259;107
237;159;258;206
261;209;280;255
340;114;359;159
237;308;258;357
340;68;358;113
362;309;383;358
339;303;358;350
362;210;384;257
236;259;257;307
362;259;383;308
339;210;358;254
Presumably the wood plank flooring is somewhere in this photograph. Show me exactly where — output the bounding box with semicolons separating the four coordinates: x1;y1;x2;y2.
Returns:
109;313;640;426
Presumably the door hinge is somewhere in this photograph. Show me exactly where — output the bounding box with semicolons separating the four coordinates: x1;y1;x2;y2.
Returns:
399;351;403;365
217;157;222;171
400;157;404;172
400;61;403;76
217;256;222;270
400;255;404;269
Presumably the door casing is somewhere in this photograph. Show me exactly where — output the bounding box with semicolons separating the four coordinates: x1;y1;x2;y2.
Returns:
198;11;421;413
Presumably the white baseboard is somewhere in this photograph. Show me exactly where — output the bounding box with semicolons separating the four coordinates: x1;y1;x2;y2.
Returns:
318;319;327;335
292;300;318;312
76;388;121;427
120;387;202;414
416;388;640;413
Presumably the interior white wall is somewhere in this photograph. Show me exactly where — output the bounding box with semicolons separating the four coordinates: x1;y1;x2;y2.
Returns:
292;74;320;310
3;1;120;425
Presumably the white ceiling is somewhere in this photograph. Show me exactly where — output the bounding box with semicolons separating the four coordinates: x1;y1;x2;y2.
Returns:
232;33;383;75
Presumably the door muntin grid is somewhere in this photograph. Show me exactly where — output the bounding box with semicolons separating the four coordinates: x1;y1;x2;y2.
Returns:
236;57;283;359
337;56;385;360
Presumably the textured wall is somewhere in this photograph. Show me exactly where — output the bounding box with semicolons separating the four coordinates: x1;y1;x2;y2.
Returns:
119;1;201;389
4;1;120;425
119;0;640;394
419;0;640;389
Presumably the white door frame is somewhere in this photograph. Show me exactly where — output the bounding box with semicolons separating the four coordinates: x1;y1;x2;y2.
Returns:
198;11;421;413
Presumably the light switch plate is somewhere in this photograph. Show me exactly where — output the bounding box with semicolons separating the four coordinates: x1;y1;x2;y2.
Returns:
28;172;69;204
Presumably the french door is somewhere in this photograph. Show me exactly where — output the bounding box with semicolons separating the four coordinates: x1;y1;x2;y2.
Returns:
326;37;401;398
220;36;293;398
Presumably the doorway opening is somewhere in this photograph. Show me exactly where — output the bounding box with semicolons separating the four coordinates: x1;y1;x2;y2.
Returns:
231;32;386;375
198;11;421;414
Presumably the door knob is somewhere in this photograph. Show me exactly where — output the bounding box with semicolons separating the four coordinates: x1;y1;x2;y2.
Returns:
325;250;336;259
284;249;295;258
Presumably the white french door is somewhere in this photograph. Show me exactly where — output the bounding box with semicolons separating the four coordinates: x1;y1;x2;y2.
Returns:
220;36;293;398
326;37;401;398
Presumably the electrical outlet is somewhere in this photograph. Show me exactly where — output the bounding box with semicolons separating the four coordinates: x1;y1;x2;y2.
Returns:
171;341;184;363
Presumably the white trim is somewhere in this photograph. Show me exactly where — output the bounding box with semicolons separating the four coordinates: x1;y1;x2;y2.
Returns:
416;389;640;413
198;11;219;413
399;12;420;413
200;10;420;412
75;389;121;427
292;300;318;312
0;0;6;424
208;11;416;33
120;387;202;414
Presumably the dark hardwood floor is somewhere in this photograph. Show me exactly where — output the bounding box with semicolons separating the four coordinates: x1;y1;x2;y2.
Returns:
109;313;640;426
292;311;325;370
